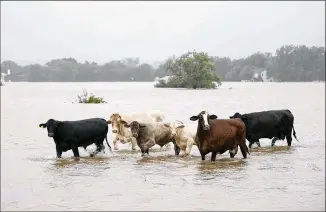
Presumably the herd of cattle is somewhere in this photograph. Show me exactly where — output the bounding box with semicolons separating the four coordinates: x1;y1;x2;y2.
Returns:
39;109;299;161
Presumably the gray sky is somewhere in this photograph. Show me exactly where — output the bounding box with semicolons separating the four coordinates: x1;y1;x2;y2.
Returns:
1;1;325;66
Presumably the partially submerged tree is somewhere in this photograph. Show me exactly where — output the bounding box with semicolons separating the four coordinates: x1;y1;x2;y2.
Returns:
155;51;222;89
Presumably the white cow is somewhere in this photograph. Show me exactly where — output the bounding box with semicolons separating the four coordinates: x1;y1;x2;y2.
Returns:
107;111;166;151
164;120;198;156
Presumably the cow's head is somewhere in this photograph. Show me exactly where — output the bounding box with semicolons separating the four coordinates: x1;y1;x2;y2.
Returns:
229;112;247;121
190;111;217;130
107;113;128;133
39;119;63;137
124;121;146;138
164;120;184;138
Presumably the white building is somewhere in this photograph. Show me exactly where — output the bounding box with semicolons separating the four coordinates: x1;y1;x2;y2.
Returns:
251;70;277;82
1;69;11;83
154;76;172;82
260;70;277;82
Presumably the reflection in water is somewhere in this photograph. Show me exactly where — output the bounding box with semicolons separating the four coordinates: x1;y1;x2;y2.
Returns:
249;146;294;155
52;156;111;168
196;158;247;174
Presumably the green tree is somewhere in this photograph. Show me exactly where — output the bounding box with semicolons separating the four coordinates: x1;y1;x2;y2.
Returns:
155;51;221;89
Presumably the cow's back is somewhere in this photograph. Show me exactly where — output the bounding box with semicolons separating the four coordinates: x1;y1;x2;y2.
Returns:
147;110;165;122
121;113;157;124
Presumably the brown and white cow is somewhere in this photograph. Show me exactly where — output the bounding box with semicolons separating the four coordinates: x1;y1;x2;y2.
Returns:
107;111;166;151
190;111;250;161
164;120;197;156
124;121;177;157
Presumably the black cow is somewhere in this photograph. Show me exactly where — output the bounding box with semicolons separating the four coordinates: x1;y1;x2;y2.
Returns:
39;118;112;158
229;109;299;148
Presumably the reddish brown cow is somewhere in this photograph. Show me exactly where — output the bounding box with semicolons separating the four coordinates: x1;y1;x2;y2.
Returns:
190;111;249;161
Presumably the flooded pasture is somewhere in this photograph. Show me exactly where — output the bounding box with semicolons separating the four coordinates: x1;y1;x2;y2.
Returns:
1;82;325;211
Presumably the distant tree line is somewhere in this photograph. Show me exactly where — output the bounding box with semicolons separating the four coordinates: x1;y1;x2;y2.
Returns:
1;45;324;82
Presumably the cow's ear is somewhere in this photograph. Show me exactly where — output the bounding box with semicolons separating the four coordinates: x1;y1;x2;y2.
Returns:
107;120;112;124
39;123;46;128
121;120;127;125
209;115;218;120
124;124;130;128
190;116;198;121
139;123;146;128
234;112;242;118
241;115;248;121
178;124;185;128
229;116;233;119
164;123;170;128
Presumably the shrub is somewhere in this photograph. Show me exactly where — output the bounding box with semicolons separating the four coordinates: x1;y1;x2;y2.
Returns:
77;89;106;104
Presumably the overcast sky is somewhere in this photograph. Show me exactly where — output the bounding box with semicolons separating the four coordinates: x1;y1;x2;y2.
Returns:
1;1;325;65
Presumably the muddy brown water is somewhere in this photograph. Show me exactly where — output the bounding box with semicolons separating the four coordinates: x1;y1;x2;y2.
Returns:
1;82;325;211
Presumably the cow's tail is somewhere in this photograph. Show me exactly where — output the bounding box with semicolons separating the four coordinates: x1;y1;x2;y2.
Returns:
292;125;299;143
105;136;113;152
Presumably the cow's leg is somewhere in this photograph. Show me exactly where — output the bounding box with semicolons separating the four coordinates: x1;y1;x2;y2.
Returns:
90;142;104;157
112;136;119;150
239;143;248;159
271;137;279;146
249;138;260;148
256;140;261;147
201;155;205;160
143;139;155;156
72;147;80;158
131;138;138;151
140;148;146;157
199;150;206;161
180;149;186;157
229;145;238;158
185;138;194;156
248;140;255;148
67;141;80;158
286;133;292;146
211;152;217;161
173;141;181;156
56;145;62;158
254;138;261;147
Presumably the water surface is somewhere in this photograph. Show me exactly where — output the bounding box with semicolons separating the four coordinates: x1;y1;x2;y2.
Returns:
1;82;325;211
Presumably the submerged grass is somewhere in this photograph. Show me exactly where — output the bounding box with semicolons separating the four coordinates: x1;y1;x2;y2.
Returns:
77;89;106;104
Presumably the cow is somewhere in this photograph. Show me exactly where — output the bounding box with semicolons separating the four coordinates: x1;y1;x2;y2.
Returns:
229;109;299;148
190;111;249;161
164;120;198;156
107;111;166;151
124;121;179;157
39;118;112;158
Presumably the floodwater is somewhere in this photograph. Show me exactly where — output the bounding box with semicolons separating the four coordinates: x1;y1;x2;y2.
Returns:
1;82;325;211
